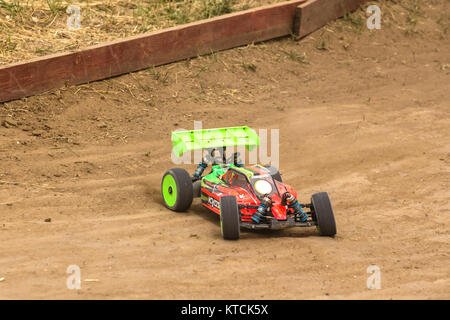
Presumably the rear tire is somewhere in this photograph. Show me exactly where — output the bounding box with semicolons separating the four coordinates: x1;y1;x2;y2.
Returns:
193;180;202;198
220;196;240;240
311;192;336;237
161;168;193;212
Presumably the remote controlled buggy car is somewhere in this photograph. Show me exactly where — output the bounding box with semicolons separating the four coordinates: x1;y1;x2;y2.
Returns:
161;126;336;240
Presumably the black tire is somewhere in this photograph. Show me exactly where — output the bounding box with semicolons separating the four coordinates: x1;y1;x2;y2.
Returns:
311;192;337;236
161;168;193;212
220;196;240;240
193;180;202;198
264;166;282;182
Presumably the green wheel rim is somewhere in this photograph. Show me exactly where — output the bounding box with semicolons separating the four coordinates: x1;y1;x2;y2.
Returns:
162;174;177;207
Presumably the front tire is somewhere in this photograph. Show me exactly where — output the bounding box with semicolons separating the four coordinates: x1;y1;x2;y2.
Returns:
161;168;193;212
220;196;240;240
311;192;337;237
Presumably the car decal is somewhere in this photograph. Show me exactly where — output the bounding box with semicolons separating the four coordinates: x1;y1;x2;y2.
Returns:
207;196;220;209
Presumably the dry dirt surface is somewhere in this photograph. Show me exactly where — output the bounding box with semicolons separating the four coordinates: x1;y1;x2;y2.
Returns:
0;1;449;299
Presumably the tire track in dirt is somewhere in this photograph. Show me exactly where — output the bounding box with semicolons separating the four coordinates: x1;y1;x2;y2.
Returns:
1;96;448;298
1;1;449;298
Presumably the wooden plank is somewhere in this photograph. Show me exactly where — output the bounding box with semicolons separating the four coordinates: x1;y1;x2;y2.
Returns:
294;0;368;38
0;0;306;103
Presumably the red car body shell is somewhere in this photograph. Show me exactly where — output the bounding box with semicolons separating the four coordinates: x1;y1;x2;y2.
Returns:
201;168;298;222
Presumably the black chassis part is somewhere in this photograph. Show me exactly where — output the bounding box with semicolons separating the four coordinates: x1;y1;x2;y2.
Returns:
240;216;317;230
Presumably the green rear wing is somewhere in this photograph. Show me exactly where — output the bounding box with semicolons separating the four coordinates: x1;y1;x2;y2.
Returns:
172;126;259;157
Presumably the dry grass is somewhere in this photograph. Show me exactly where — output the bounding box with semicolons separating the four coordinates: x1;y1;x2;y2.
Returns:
0;0;448;67
0;0;281;65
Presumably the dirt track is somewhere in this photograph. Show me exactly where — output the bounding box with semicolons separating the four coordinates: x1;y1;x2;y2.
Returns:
0;1;449;299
